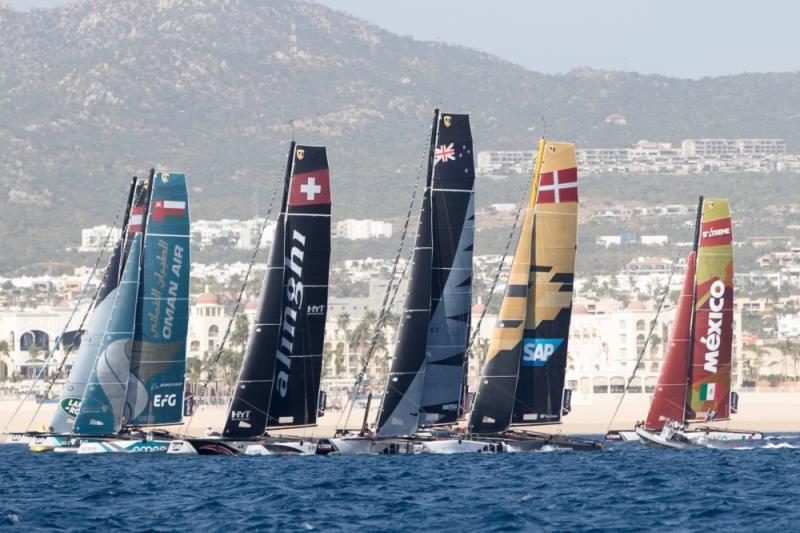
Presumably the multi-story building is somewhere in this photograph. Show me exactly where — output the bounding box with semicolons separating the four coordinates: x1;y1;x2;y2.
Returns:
79;225;122;252
335;219;392;240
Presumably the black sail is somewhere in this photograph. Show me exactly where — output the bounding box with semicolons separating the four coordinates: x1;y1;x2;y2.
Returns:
223;143;294;438
418;113;475;426
266;145;332;428
377;111;438;437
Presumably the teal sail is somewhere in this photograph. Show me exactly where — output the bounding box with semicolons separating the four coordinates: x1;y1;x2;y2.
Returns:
125;171;191;426
51;178;144;433
72;234;143;434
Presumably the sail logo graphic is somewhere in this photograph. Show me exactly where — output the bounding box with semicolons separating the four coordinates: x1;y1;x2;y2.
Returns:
153;394;177;407
700;279;727;374
230;410;251;421
307;304;325;315
522;338;563;367
700;218;732;246
60;397;81;418
275;230;307;398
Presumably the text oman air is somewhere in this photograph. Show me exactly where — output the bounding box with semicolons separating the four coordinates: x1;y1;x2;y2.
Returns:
700;279;727;373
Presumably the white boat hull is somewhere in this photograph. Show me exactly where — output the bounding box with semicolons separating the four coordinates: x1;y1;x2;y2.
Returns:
28;435;74;453
244;440;318;455
327;436;422;455
420;439;496;454
4;433;33;445
167;439;199;455
78;439;171;454
635;427;694;449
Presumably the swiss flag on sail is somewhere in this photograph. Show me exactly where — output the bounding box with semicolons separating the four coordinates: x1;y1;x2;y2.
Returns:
289;170;331;207
537;167;578;204
153;200;186;222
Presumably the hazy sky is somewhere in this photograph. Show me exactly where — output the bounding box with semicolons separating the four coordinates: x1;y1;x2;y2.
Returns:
6;0;800;78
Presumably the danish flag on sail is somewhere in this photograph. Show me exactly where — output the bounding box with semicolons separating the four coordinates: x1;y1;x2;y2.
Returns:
537;167;578;204
153;200;186;221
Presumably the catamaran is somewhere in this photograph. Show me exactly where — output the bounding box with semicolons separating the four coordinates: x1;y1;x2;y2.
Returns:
463;139;601;453
618;197;763;448
327;109;477;454
168;143;331;455
29;171;192;454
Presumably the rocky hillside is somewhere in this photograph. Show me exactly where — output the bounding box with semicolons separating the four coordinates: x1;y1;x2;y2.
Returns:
1;0;799;272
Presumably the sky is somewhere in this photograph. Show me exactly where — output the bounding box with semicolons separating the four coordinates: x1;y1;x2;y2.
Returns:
5;0;800;79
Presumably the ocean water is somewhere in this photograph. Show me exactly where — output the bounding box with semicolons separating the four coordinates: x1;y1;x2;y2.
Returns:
1;436;799;531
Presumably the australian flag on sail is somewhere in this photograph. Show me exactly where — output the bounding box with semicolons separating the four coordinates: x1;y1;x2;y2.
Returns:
432;114;474;191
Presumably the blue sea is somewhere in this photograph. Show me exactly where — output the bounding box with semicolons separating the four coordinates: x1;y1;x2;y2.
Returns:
2;437;799;531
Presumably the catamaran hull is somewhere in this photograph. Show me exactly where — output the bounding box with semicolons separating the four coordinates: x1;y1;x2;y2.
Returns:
167;438;250;456
4;433;33;445
612;428;762;443
244;440;318;456
28;435;75;453
326;437;423;455
78;439;171;454
635;427;695;449
419;439;498;454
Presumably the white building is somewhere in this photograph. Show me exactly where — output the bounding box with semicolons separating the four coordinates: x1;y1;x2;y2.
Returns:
681;138;786;158
335;219;392;240
80;225;122;253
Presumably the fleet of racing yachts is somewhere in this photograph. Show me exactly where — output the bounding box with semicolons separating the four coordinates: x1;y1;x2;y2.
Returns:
3;109;757;455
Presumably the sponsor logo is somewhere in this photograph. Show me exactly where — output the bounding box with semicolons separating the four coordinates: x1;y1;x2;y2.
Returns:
60;397;81;418
441;403;458;411
307;304;325;315
443;115;452;127
275;230;306;398
521;338;563;367
160;172;170;183
230;410;251;421
701;226;730;240
699;279;727;374
129;443;168;452
153;394;177;408
296;148;305;160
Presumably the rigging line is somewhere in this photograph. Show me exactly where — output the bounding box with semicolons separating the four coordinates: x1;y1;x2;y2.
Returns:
180;174;282;438
335;128;431;432
464;176;531;365
606;254;682;432
2;201;126;434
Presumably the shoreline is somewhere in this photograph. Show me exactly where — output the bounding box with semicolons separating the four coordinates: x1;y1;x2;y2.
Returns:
3;391;799;437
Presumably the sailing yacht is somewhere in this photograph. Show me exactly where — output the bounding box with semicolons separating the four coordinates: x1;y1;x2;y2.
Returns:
327;109;477;454
29;171;192;454
621;197;763;448
168;143;331;455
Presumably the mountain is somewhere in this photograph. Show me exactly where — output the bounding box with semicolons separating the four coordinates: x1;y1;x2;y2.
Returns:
1;0;800;273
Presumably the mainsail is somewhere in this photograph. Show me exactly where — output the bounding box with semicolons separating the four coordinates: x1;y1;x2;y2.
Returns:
377;110;475;437
688;198;734;421
223;144;332;436
418;113;475;426
644;197;734;429
265;145;332;428
73;233;143;434
469;139;579;434
50;178;140;433
124;172;191;426
512;142;579;425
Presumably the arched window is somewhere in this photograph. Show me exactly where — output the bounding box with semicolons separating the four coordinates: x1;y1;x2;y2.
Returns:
636;334;646;352
190;340;200;352
208;325;220;338
636;319;646;332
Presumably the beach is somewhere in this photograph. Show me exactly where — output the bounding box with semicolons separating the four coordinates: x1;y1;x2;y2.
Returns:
3;391;799;437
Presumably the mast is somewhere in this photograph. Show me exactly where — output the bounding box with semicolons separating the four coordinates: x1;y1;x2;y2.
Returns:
223;142;295;438
376;109;438;437
684;196;703;423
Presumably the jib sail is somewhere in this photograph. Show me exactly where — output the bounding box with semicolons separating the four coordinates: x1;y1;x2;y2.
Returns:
223;143;294;438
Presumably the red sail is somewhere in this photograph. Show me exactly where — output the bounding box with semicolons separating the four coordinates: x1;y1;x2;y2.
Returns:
645;252;695;430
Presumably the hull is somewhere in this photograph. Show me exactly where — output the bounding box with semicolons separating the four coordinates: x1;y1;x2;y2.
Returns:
28;435;76;453
420;438;498;454
605;430;640;442
489;430;603;452
78;439;171;454
167;438;251;456
4;433;33;445
326;436;423;455
635;427;695;449
244;440;318;456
